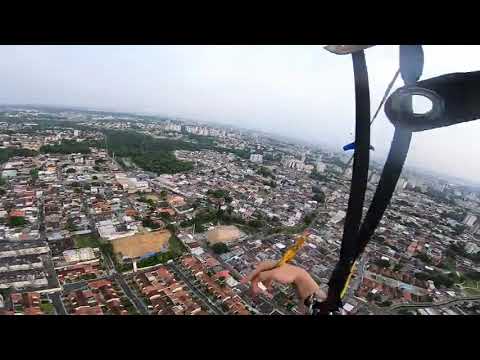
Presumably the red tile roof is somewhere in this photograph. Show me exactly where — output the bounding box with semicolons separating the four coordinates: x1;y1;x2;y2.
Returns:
88;279;112;290
23;307;44;315
9;209;26;217
75;306;104;315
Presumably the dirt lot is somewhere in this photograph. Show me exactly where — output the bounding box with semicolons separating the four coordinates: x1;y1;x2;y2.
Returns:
112;230;171;259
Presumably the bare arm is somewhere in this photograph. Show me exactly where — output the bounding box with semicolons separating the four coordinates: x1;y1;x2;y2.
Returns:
245;260;326;312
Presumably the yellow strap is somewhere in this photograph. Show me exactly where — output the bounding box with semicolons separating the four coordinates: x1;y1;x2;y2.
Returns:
275;231;309;267
340;263;356;299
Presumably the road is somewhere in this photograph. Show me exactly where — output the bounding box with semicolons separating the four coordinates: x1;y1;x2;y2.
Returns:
112;272;149;315
387;295;480;313
62;274;112;293
347;254;368;299
48;292;67;315
169;261;223;315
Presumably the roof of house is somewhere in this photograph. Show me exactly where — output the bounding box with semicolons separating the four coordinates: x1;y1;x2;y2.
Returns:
23;307;44;315
75;306;104;315
88;279;112;290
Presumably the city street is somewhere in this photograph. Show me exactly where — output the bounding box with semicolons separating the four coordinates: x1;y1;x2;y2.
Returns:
169;261;223;315
48;292;67;315
112;272;149;315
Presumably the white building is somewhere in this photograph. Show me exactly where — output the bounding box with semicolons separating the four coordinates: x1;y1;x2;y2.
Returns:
63;248;96;263
464;213;478;227
115;174;150;193
282;156;306;171
396;178;408;191
369;172;381;184
165;123;182;132
250;153;263;163
330;210;347;224
465;242;480;254
316;162;326;173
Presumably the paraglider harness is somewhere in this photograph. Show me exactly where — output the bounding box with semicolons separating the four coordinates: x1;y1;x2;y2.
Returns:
313;45;480;315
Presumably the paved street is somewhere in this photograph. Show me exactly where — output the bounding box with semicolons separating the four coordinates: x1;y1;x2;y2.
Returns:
112;272;149;315
62;274;112;293
387;295;480;313
48;292;67;315
169;261;223;315
347;254;368;299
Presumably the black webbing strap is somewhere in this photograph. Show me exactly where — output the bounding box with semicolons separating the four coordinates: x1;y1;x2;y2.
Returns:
339;50;371;261
387;71;480;132
316;51;372;314
317;46;422;315
352;128;411;260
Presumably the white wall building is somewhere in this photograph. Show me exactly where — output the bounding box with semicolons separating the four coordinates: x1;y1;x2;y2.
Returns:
250;154;263;163
316;162;326;173
464;213;478;227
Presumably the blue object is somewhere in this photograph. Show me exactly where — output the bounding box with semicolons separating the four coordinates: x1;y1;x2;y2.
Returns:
139;252;157;260
343;142;375;152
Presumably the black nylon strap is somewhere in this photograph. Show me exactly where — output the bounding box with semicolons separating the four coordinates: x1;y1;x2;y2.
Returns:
320;129;412;315
386;71;480;132
353;128;411;260
339;50;371;262
318;47;419;315
319;51;372;314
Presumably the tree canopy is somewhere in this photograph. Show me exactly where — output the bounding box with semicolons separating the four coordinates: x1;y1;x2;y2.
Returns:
0;148;38;164
211;242;229;254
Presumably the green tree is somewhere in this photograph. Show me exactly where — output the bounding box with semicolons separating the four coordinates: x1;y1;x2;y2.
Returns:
0;148;38;164
257;166;275;179
415;253;432;265
211;243;229;254
160;190;168;199
248;219;266;229
40;140;95;154
207;189;228;199
312;192;326;203
310;170;327;182
374;259;391;268
146;199;156;208
66;218;78;232
142;218;161;230
30;168;39;182
8;216;27;227
303;212;318;226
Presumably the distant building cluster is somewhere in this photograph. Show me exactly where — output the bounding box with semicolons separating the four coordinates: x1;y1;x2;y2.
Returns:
1;107;479;316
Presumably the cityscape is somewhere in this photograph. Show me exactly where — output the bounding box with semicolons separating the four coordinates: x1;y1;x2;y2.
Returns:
0;105;479;316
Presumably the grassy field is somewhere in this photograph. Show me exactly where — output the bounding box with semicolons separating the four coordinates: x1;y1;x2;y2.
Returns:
145;194;159;202
74;234;101;248
40;302;56;315
169;235;187;255
137;235;186;269
462;280;480;296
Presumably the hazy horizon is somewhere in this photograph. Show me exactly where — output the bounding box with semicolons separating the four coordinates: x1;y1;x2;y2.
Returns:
0;45;479;182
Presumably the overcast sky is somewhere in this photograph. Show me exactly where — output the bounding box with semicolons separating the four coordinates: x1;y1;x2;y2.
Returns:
0;45;478;181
